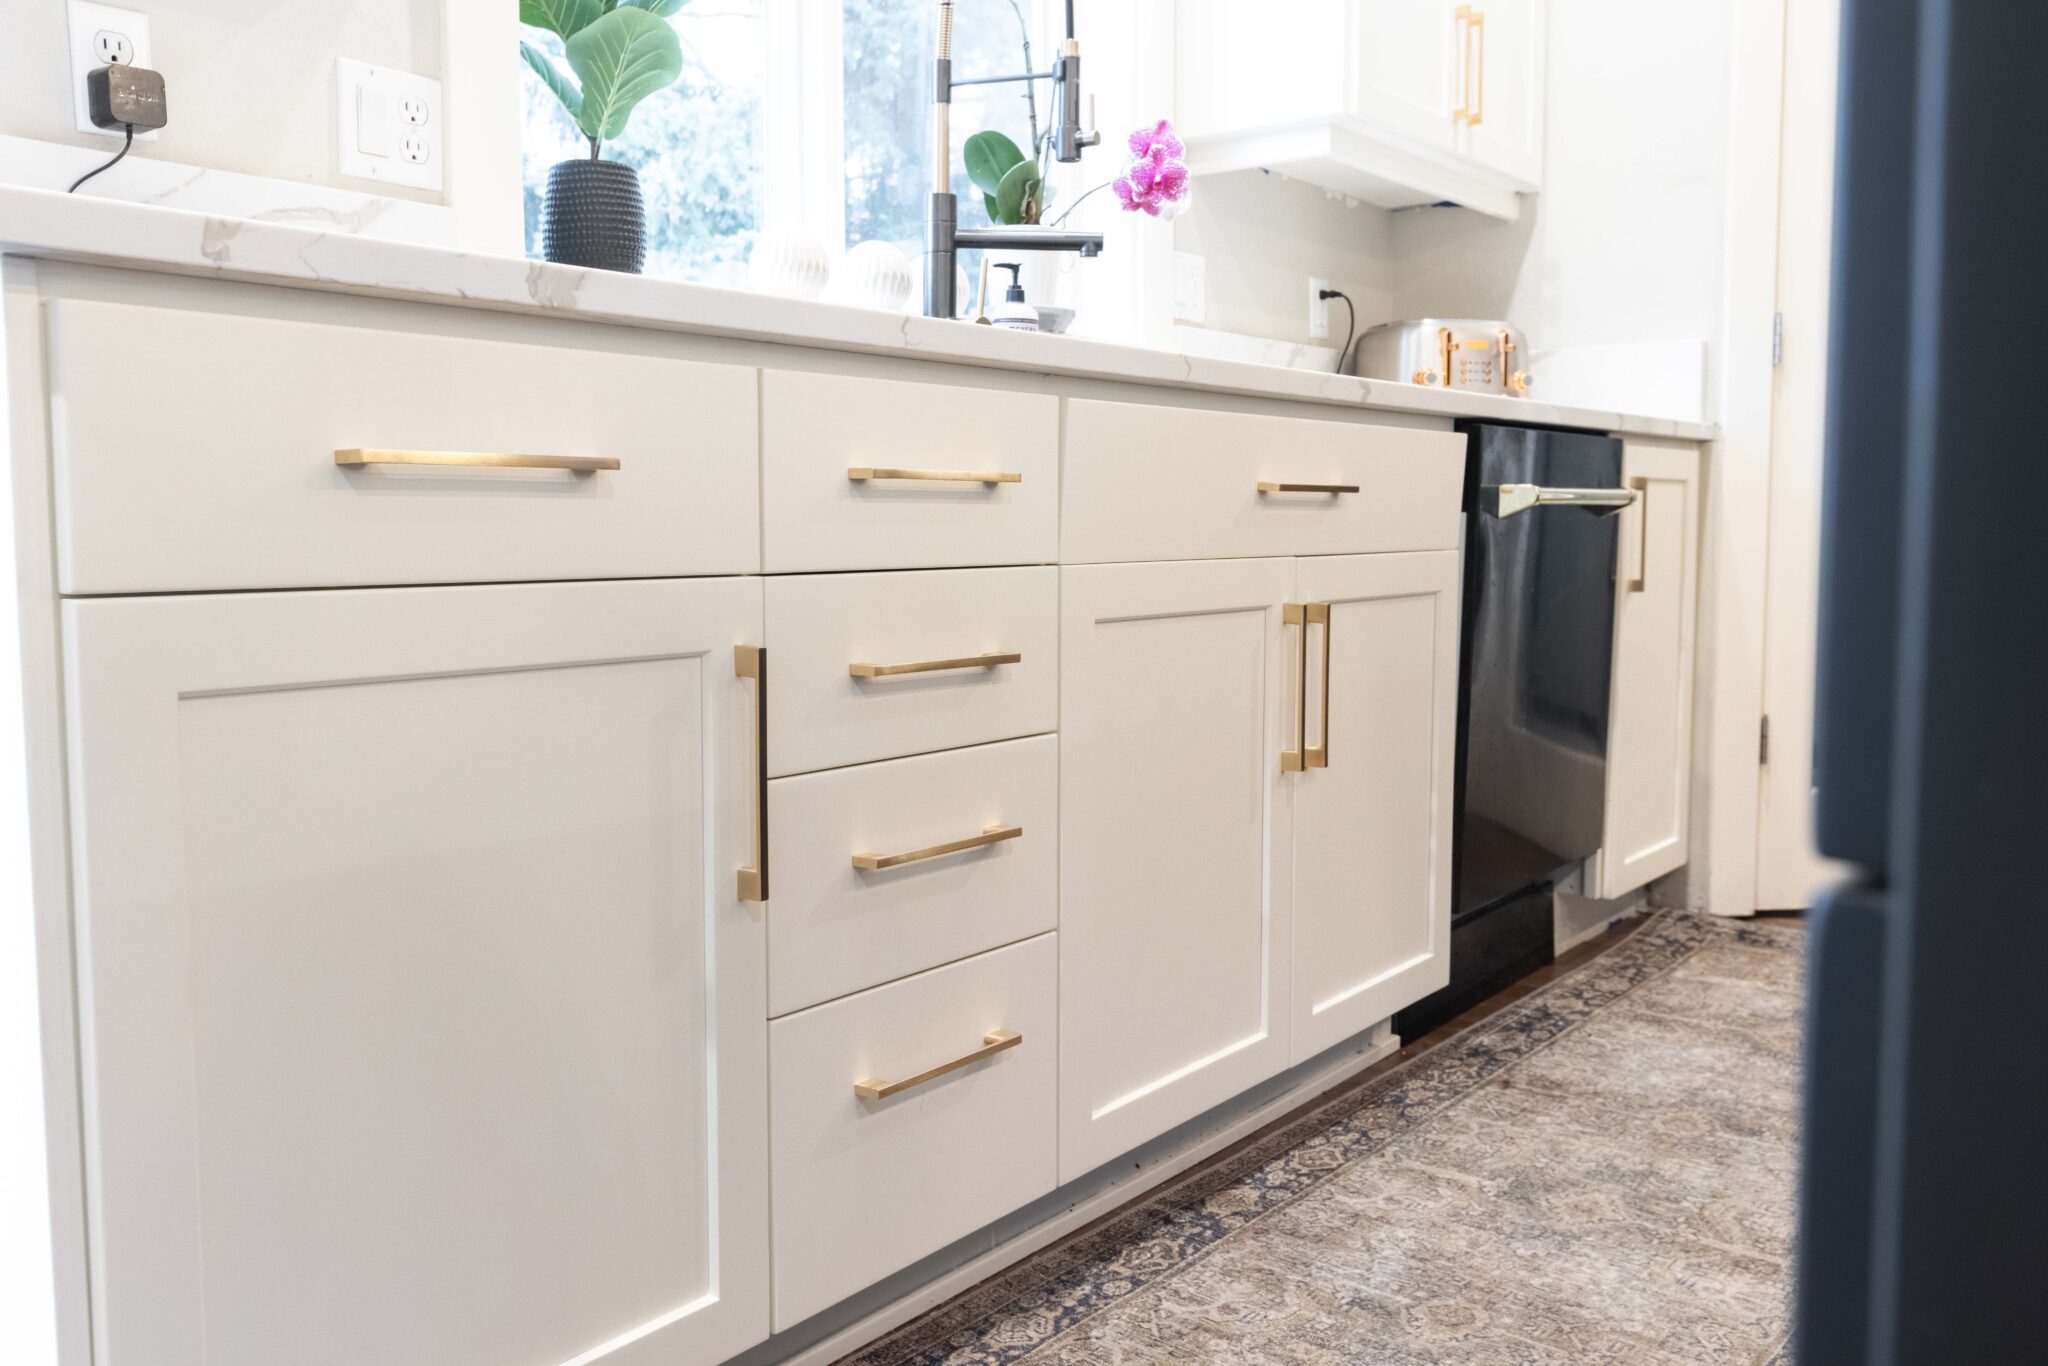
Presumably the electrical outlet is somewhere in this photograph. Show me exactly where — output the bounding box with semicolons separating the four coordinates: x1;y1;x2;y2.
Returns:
68;2;156;140
1173;251;1207;324
336;59;443;192
1308;277;1331;340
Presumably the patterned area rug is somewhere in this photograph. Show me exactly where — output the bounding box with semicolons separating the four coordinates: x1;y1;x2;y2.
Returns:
841;912;1803;1365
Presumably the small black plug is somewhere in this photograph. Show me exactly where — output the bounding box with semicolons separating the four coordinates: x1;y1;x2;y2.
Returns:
87;65;168;132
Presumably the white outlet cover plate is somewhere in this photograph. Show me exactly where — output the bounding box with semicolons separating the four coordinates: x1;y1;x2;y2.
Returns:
68;2;157;140
1308;277;1331;339
1173;251;1206;324
336;59;442;192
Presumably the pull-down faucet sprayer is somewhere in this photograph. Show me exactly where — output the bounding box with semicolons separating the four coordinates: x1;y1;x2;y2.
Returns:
924;0;1104;319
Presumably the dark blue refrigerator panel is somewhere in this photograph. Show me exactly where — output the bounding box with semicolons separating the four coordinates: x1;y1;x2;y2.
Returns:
1799;1;2048;1361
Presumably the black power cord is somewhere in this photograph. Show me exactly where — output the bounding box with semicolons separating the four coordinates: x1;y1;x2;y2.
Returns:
1319;288;1356;373
68;125;135;194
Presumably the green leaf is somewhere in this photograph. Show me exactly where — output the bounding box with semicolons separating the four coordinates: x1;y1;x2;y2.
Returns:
963;130;1027;197
521;41;583;120
982;192;1001;223
994;159;1040;226
619;0;689;14
566;7;684;142
520;0;605;40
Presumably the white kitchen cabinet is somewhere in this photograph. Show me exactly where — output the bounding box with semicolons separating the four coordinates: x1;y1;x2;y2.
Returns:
768;933;1058;1331
1059;551;1461;1179
1058;558;1299;1182
1177;0;1544;218
1456;0;1545;185
1290;552;1460;1062
61;578;770;1366
1588;440;1701;901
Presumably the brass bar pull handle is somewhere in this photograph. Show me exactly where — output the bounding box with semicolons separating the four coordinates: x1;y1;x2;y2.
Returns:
1453;5;1473;123
853;824;1022;871
855;1030;1022;1100
336;448;619;472
1257;481;1361;495
1627;477;1650;593
848;467;1022;484
849;651;1021;678
735;645;769;903
1470;10;1486;127
1282;603;1308;773
1487;484;1639;519
1305;602;1331;769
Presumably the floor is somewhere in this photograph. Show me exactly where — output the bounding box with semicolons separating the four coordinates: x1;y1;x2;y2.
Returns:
842;911;1805;1365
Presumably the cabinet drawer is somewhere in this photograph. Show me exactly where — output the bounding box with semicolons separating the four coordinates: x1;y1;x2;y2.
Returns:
45;298;759;593
766;567;1057;776
769;933;1057;1330
767;735;1056;1016
761;370;1058;572
1061;398;1466;563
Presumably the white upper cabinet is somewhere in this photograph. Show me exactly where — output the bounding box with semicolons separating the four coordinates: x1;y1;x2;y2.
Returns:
1455;0;1545;185
1177;0;1545;219
62;578;771;1366
1589;440;1701;901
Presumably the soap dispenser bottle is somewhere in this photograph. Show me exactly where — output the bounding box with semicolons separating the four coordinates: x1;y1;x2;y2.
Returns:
989;263;1039;332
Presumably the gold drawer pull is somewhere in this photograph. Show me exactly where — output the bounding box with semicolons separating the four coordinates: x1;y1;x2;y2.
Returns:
1626;477;1650;593
848;467;1022;484
853;824;1022;871
849;651;1021;678
1257;481;1359;495
735;645;769;903
336;448;619;472
855;1030;1022;1101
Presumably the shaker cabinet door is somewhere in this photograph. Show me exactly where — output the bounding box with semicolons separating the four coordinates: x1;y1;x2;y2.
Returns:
1057;558;1297;1182
1290;552;1461;1061
1590;440;1702;900
62;577;769;1366
1456;0;1546;187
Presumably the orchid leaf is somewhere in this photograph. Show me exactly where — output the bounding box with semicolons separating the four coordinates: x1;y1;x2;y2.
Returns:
566;6;683;142
993;159;1040;226
620;0;690;14
963;130;1028;197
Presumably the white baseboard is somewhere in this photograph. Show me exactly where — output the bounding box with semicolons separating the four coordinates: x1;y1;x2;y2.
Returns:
0;135;455;246
735;1021;1402;1366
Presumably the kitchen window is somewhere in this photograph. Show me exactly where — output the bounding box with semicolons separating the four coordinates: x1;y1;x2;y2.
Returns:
519;0;1054;286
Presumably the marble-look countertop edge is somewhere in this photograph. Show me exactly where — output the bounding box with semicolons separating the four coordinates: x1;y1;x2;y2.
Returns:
0;187;1716;442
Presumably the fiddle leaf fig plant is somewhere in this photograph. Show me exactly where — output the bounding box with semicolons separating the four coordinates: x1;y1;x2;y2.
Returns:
521;0;685;157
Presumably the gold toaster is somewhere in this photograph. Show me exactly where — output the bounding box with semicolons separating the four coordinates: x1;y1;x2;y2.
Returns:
1349;319;1533;396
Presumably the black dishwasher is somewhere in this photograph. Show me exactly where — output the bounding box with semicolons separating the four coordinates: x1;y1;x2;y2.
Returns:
1394;422;1628;1039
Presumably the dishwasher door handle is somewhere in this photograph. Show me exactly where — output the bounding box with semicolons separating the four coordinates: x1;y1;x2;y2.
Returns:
1485;484;1638;519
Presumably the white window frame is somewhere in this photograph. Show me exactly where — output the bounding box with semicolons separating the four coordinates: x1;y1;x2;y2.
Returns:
453;0;1170;342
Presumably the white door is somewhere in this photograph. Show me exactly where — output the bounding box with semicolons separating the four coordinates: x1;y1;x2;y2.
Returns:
1589;442;1702;901
62;578;769;1366
1756;0;1849;910
1457;0;1545;187
1354;2;1462;152
1058;558;1296;1182
1290;552;1460;1061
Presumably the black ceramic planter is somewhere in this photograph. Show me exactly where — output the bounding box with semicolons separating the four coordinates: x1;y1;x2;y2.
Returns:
543;158;647;274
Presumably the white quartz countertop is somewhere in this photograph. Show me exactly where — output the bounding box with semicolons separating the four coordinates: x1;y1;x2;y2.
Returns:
0;188;1715;441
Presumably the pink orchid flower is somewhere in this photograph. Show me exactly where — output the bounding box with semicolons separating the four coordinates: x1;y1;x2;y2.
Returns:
1111;118;1192;218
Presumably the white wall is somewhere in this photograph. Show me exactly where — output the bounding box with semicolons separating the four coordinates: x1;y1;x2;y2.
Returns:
1154;0;1735;417
0;0;444;201
1171;172;1397;353
1389;0;1734;410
